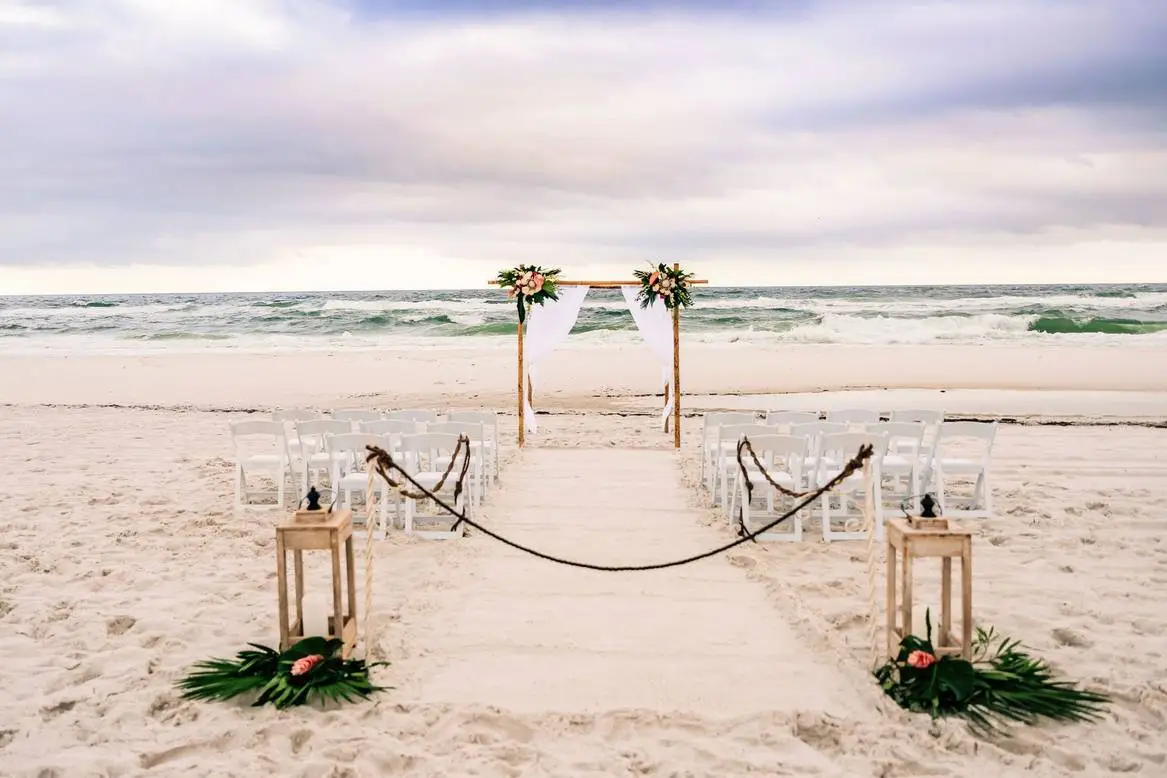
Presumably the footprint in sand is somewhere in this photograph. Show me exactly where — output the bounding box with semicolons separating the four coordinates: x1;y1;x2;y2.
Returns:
290;729;314;755
1051;628;1093;648
106;616;136;636
40;700;77;721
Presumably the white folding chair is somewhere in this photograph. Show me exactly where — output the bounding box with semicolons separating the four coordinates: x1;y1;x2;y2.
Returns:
713;423;774;509
891;409;945;490
447;411;501;483
867;422;925;512
931;422;998;518
428;421;487;510
231;420;293;509
789;422;848;487
272;408;323;460
700;412;758;492
327;431;381;519
331;409;383;426
826;409;881;427
398;433;468;539
294;419;352;497
815;431;887;542
361;419;424;436
764;410;819;431
730;434;809;542
389;409;440;424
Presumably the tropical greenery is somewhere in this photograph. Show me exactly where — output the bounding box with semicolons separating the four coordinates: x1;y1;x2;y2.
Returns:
178;637;387;709
496;265;561;323
633;262;695;310
874;611;1109;736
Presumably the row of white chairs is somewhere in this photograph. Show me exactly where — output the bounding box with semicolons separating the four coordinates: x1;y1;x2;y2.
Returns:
701;410;997;543
231;410;499;539
271;408;501;485
231;423;480;538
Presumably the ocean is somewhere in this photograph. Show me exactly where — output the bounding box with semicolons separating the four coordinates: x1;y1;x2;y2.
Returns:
2;284;1166;355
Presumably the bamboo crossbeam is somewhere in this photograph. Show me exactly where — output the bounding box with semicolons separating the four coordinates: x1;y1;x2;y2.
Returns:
488;280;708;288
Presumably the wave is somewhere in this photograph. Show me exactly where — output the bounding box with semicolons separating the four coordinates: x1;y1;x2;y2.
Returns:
124;332;234;341
1028;316;1167;335
5;285;1167;352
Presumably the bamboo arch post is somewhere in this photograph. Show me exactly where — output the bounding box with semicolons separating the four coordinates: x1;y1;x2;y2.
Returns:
672;262;682;449
517;319;525;447
491;274;708;448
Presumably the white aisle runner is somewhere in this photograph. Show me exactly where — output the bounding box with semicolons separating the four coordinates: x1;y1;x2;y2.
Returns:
400;448;863;716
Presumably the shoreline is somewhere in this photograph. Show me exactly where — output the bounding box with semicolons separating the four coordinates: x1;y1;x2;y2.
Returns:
2;344;1165;411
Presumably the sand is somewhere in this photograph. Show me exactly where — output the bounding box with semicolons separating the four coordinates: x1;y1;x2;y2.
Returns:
1;343;1166;777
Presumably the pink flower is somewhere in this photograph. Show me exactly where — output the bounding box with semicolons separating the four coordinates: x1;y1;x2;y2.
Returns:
906;650;936;669
290;653;324;676
531;273;544;294
648;271;659;286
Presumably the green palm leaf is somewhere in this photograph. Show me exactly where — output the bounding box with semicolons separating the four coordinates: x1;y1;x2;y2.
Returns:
876;617;1109;737
177;644;280;702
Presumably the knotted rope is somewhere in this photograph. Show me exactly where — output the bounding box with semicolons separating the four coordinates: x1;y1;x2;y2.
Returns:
733;437;819;538
364;438;874;572
365;435;472;508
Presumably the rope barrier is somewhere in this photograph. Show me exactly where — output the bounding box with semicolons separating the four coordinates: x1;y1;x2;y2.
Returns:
363;439;874;572
862;461;881;668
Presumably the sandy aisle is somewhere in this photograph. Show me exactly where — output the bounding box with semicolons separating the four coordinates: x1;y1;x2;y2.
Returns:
401;448;863;718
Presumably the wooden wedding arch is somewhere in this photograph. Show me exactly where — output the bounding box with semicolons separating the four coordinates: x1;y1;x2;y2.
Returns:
491;264;707;449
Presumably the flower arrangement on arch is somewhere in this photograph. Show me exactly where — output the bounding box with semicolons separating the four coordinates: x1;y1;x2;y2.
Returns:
496;265;561;323
633;262;695;310
874;611;1108;736
177;636;388;709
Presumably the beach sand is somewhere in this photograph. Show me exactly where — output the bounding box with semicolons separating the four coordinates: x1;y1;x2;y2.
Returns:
1;344;1166;777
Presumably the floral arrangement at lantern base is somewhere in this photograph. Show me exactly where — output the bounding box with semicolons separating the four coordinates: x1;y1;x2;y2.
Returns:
633;262;695;310
496;265;561;323
874;611;1108;736
177;636;387;709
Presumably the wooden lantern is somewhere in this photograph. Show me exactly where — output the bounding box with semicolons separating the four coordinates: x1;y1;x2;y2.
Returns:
885;515;973;659
276;506;358;658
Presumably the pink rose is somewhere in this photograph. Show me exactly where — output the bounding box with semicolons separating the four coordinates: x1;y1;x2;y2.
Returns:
290;653;324;677
906;650;936;669
531;273;544;294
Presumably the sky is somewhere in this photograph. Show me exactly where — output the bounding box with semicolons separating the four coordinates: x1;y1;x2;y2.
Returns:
1;0;1166;294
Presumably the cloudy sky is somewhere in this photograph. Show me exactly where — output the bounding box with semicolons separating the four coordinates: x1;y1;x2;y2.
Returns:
1;0;1165;293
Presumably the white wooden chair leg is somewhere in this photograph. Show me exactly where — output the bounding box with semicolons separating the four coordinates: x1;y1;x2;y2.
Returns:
821;493;832;542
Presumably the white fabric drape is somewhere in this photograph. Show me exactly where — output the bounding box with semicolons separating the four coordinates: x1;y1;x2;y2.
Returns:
523;285;590;434
620;286;675;430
